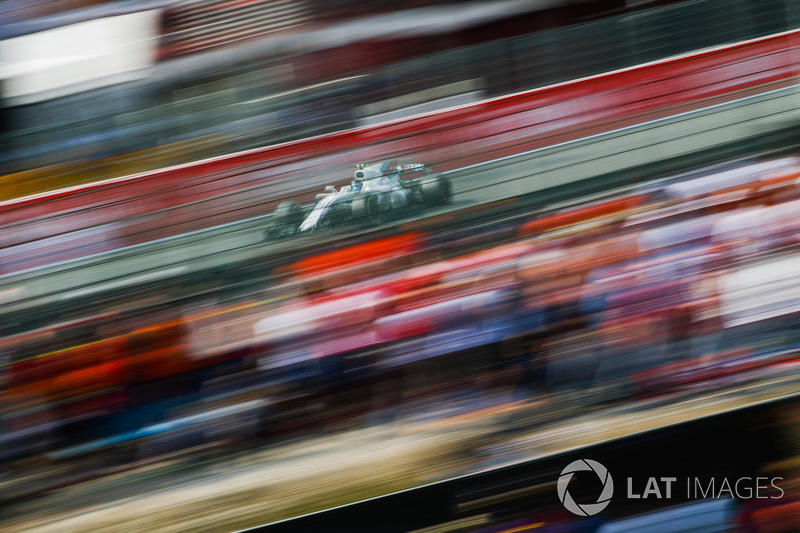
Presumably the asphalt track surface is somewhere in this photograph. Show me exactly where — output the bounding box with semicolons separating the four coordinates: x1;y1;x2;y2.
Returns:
1;83;798;317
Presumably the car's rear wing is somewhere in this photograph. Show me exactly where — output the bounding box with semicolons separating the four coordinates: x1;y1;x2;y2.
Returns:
355;160;434;178
395;161;433;176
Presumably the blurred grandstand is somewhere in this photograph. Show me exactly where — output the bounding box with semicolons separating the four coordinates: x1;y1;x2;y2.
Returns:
1;0;795;184
4;153;800;527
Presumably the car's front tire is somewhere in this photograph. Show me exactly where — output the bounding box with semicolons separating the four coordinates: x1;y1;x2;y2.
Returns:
274;201;305;226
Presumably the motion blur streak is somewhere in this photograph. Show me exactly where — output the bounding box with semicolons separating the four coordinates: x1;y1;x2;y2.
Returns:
2;1;800;533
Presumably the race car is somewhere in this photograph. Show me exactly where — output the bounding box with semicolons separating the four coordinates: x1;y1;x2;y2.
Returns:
265;160;452;239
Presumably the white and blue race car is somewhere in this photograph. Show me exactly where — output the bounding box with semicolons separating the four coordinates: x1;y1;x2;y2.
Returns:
265;160;452;238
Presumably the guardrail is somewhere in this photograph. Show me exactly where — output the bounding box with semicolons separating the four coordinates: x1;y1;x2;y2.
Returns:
0;29;798;278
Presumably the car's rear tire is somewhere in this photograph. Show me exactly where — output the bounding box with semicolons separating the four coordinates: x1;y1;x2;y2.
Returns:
420;175;452;206
274;201;305;227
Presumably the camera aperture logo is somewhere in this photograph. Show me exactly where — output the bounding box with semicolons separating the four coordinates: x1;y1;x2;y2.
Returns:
557;459;784;516
557;459;614;516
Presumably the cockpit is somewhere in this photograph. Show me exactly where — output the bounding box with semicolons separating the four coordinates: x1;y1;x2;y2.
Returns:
352;164;384;192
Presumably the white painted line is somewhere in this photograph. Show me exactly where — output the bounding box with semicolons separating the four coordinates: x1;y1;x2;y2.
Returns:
58;266;188;301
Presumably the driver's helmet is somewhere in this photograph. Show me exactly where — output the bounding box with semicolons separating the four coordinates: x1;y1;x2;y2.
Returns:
351;179;363;192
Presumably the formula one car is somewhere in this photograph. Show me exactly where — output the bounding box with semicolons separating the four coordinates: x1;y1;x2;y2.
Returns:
265;160;452;239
